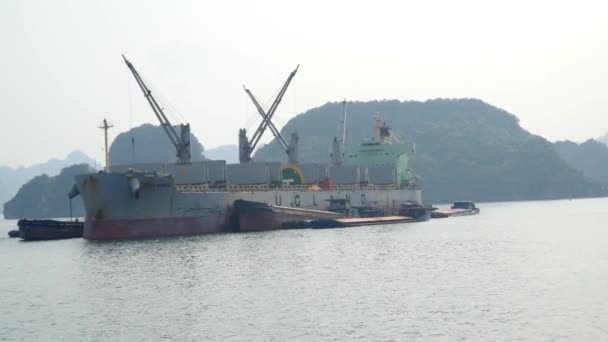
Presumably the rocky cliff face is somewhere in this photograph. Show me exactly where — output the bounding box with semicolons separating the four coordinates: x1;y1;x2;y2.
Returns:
3;164;95;219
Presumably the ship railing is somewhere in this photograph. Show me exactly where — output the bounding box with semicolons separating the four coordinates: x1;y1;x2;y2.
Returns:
225;184;272;191
175;184;210;192
175;183;416;193
177;183;274;192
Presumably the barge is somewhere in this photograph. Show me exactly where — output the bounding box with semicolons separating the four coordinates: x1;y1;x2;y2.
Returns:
430;201;480;218
18;219;84;241
311;215;423;229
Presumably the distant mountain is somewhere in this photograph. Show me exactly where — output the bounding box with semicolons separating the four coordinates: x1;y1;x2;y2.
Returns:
0;150;97;207
110;124;206;165
597;133;608;146
204;145;238;163
554;139;608;185
1;124;209;217
255;99;604;203
3;164;95;219
0;179;6;208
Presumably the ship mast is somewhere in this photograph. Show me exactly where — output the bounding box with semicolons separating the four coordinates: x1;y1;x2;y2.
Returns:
240;65;300;164
122;55;192;164
331;99;347;166
99;118;113;172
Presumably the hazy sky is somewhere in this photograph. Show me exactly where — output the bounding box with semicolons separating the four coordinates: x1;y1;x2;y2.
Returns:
1;0;607;167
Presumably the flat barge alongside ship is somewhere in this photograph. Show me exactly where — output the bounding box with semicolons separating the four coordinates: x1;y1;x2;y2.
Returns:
430;201;480;218
310;215;424;229
17;219;84;241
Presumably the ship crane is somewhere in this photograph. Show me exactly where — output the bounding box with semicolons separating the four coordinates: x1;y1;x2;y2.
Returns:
122;54;192;164
239;65;300;164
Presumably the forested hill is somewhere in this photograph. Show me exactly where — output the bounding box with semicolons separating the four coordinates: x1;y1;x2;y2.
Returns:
255;99;604;203
0;150;95;207
554;139;608;186
3;164;95;219
109;124;207;165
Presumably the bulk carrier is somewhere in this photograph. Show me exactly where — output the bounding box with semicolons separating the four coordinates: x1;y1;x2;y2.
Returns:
71;57;422;240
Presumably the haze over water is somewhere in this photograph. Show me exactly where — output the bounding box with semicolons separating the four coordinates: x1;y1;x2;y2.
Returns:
1;198;607;341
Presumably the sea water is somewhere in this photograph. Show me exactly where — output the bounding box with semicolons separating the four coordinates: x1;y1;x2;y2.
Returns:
1;198;607;341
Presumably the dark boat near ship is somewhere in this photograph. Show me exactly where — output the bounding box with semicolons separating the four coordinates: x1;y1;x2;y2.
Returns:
8;230;19;238
18;219;84;241
232;199;343;232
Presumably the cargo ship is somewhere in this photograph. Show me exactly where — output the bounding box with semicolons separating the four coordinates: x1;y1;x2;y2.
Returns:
71;57;422;240
73;153;422;239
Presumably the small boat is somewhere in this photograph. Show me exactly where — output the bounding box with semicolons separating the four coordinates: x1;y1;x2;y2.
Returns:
430;201;480;218
8;230;19;238
18;219;84;241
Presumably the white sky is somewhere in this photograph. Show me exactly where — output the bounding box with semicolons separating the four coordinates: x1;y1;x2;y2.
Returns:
1;0;607;167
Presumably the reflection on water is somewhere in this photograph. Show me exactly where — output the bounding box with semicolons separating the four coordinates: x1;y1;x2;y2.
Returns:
1;198;608;341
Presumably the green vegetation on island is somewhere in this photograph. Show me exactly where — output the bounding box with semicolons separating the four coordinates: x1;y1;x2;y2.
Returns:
255;99;604;203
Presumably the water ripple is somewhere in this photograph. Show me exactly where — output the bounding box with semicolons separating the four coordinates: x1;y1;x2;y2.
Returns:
1;198;608;341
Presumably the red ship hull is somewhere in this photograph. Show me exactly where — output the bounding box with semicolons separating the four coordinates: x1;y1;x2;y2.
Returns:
84;215;230;240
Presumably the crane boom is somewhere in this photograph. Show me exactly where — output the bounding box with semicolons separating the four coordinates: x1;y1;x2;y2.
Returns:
243;87;289;151
122;55;191;163
240;65;300;164
248;65;298;150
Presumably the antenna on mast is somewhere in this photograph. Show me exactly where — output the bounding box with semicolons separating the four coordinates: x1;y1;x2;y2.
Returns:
331;99;347;166
130;136;136;164
99;118;114;172
339;99;347;147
